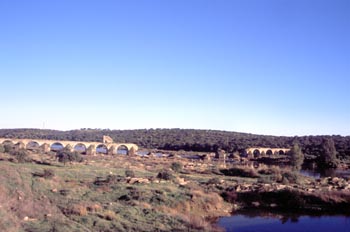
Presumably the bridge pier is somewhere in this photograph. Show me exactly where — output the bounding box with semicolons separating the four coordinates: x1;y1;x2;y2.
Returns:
40;143;50;152
108;146;115;156
86;145;96;156
64;144;73;152
14;142;25;150
245;147;290;158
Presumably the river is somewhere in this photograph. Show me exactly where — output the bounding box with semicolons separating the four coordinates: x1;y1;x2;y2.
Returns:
218;212;350;232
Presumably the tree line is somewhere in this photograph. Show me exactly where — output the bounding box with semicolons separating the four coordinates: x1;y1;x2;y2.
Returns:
0;128;349;160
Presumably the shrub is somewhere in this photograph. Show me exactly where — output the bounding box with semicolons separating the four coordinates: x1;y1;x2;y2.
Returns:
101;210;118;221
258;166;281;175
207;177;221;185
125;170;135;178
281;171;301;184
43;169;55;178
32;169;55;179
171;162;183;173
61;204;87;216
220;167;259;178
186;214;212;231
10;149;29;163
59;189;70;196
94;175;119;186
157;170;174;181
221;189;237;203
57;150;84;165
4;144;13;153
258;167;283;182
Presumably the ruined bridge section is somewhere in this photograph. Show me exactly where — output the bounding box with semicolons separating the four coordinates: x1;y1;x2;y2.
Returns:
246;147;290;157
0;136;138;156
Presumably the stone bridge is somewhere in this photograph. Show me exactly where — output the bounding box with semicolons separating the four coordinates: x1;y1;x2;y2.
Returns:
246;147;290;158
0;137;138;156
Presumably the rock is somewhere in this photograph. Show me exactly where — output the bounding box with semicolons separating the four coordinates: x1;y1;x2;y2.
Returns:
276;185;286;190
235;185;241;192
176;177;188;186
51;188;58;193
332;177;340;183
24;216;29;221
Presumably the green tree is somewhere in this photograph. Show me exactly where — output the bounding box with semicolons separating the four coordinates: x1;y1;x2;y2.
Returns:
319;138;338;168
289;143;304;171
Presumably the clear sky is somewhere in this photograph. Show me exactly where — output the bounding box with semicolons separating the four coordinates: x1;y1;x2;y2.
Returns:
0;0;349;136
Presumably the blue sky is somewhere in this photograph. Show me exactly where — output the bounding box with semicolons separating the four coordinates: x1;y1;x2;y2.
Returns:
0;0;349;136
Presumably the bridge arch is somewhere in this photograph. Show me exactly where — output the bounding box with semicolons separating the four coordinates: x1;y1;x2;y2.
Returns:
51;142;64;151
116;145;129;155
96;144;108;154
246;147;290;158
26;141;40;150
2;140;14;146
14;141;26;149
253;149;260;158
73;143;87;154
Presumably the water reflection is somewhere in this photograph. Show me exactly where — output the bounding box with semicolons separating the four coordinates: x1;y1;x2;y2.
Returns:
226;161;350;179
300;167;350;179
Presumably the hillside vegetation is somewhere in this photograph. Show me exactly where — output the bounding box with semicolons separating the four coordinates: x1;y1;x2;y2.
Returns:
1;128;350;161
